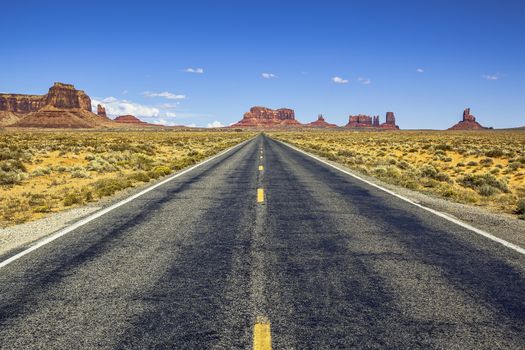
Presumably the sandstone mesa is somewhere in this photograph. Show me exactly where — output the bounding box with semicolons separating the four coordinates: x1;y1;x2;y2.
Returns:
0;83;156;128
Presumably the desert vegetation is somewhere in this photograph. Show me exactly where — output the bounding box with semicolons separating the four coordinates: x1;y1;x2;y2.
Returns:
0;130;253;226
270;130;525;219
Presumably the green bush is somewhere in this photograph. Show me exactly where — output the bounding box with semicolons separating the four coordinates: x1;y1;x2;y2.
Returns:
459;173;509;195
63;193;83;206
485;149;504;158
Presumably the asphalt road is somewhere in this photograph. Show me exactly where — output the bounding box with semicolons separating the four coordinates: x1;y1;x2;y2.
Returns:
1;134;524;349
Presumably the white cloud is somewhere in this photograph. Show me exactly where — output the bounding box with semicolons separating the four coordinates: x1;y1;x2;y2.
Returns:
416;68;424;73
152;118;178;126
158;103;179;109
332;76;349;84
185;123;197;127
165;112;177;117
262;72;278;79
143;91;187;100
482;74;500;81
121;89;128;95
92;98;160;117
207;121;224;128
185;67;204;74
358;77;371;85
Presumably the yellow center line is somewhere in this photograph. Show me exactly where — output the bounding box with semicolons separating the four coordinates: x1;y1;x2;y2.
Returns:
259;165;264;171
257;188;264;203
253;316;271;350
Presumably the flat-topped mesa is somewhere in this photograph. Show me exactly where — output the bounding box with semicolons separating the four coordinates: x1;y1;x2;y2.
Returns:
380;111;400;129
448;108;488;130
0;82;119;128
346;114;373;128
44;82;92;111
97;104;108;119
0;82;93;114
306;114;337;128
230;106;302;127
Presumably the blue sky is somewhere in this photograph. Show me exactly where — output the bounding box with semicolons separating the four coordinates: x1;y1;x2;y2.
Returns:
1;0;524;128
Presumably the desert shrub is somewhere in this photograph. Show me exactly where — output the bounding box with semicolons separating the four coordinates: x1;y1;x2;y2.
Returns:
63;193;83;206
0;170;23;185
148;165;172;179
128;171;151;183
92;178;133;197
485;149;504;158
516;199;525;219
419;164;450;182
458;173;509;195
508;162;523;171
467;161;478;167
71;170;90;178
131;153;155;170
480;158;494;166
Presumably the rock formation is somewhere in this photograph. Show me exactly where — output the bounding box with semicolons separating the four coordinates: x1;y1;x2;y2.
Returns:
230;106;302;127
306;114;337;128
346;114;373;128
97;104;108;119
448;108;488;130
346;112;399;129
114;115;162;127
380;112;399;129
0;82;116;128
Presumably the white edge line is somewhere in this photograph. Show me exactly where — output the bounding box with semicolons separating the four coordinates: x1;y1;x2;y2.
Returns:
275;139;525;256
0;136;256;269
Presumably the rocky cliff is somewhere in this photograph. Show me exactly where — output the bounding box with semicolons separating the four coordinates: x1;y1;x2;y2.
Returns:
0;82;117;128
306;115;337;128
346;112;399;129
448;108;488;130
230;106;302;127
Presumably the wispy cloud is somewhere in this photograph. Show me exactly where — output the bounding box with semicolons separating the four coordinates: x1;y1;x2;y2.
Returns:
185;67;204;74
152;118;178;126
416;68;424;73
207;121;224;128
261;72;278;79
92;97;160;117
143;91;187;100
358;77;371;85
332;76;349;84
165;112;177;118
121;89;129;95
482;73;501;81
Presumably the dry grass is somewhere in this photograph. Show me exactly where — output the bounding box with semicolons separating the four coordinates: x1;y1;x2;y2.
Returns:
270;130;525;219
0;129;254;226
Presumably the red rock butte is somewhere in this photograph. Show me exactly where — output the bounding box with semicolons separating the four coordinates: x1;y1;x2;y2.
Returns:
448;108;488;130
230;106;302;128
306;114;337;128
114;114;161;127
345;112;399;129
0;82;115;128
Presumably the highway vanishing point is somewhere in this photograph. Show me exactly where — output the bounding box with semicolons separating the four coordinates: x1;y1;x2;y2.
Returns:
1;134;524;349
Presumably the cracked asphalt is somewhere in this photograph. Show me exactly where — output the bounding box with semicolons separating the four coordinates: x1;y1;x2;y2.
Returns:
0;134;524;349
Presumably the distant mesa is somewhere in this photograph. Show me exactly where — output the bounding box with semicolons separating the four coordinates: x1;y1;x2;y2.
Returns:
0;83;168;128
345;112;399;129
306;114;337;128
114;114;160;126
448;108;489;130
230;106;302;128
0;82;115;128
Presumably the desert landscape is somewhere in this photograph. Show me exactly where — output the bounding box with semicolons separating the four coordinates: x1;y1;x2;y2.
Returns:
2;2;525;348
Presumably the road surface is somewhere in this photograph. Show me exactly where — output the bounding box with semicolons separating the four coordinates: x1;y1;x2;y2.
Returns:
1;134;524;349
